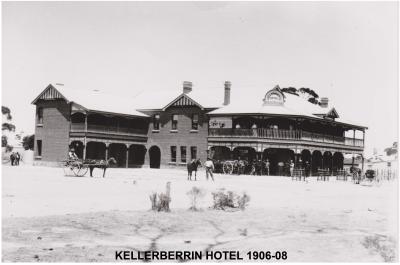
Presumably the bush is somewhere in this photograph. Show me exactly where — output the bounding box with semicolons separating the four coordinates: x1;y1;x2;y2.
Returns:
187;187;205;211
212;189;250;211
149;182;171;212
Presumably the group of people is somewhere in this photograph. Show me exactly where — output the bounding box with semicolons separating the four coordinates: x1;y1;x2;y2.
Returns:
211;157;315;177
9;152;21;166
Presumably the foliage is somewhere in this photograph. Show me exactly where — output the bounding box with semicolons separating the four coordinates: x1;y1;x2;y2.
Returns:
2;135;7;147
280;87;298;96
22;135;35;150
149;182;171;212
384;142;398;156
2;106;12;120
5;145;13;152
186;186;206;211
2;123;15;132
362;235;396;262
281;87;320;105
298;87;319;99
211;189;250;211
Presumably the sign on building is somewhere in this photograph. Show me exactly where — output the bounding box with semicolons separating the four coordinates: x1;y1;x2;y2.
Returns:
209;117;232;128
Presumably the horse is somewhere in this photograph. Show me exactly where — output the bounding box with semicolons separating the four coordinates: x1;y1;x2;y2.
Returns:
86;157;117;178
187;159;202;181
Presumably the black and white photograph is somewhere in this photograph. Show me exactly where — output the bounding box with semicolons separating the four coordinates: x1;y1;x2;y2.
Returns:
1;1;398;262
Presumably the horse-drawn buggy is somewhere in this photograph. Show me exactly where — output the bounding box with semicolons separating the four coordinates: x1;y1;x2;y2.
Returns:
61;157;116;177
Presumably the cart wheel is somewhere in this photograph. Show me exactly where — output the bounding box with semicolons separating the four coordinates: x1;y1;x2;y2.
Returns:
223;162;233;174
62;162;74;176
72;164;88;177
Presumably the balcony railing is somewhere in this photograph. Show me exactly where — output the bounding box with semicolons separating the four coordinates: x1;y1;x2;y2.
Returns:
70;123;148;135
208;128;364;148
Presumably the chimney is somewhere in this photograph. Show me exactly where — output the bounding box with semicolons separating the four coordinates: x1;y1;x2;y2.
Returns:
320;97;329;108
183;81;192;94
223;81;231;105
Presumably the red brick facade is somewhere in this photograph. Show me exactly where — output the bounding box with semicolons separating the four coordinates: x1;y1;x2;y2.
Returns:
142;106;210;167
34;100;71;162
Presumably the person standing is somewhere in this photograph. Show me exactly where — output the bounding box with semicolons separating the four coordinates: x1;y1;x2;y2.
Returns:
290;160;295;177
265;159;270;176
10;152;15;166
204;158;215;181
278;161;284;176
305;161;311;177
15;152;21;166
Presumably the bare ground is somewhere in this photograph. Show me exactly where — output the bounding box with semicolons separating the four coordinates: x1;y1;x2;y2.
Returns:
2;165;398;262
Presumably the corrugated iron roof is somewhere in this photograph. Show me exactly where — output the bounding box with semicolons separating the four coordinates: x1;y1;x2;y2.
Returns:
33;84;148;117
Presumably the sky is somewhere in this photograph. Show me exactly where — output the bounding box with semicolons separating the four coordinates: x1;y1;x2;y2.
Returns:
2;1;398;156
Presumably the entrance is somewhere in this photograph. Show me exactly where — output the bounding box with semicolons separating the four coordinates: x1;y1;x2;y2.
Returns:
149;146;161;168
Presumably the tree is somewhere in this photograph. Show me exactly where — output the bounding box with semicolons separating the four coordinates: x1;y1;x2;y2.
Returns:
2;122;15;132
2;106;15;131
281;87;320;105
2;135;7;147
298;87;320;105
2;106;12;120
22;135;35;150
384;142;398;156
281;87;299;96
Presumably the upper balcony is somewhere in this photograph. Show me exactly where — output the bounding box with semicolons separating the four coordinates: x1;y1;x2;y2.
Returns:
69;112;149;142
71;123;147;135
208;128;364;149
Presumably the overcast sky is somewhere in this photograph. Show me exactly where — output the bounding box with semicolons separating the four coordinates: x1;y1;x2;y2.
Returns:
2;1;398;155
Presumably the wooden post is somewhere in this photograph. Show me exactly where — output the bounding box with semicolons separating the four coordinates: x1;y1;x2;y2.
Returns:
353;129;356;146
361;154;364;173
105;144;109;161
362;130;365;147
83;144;86;160
126;144;129;168
83;113;88;159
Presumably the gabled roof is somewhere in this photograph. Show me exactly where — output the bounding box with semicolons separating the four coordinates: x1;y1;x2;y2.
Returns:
133;87;222;111
32;84;148;117
326;108;339;119
162;93;205;111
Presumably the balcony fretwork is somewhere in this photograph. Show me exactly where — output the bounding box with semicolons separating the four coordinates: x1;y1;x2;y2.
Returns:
208;128;364;149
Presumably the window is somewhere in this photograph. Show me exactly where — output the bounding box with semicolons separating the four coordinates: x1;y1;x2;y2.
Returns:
36;140;42;157
170;146;177;162
191;114;199;130
190;146;197;160
153;114;160;130
181;146;187;163
37;107;43;125
171;114;178;130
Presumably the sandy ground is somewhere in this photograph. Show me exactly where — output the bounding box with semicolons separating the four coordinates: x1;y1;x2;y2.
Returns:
2;165;398;262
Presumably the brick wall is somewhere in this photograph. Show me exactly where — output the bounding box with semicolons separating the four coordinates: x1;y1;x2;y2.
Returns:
34;100;71;162
142;106;209;167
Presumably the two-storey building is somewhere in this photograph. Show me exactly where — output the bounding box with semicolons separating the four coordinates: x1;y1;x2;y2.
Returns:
31;82;366;174
207;85;366;175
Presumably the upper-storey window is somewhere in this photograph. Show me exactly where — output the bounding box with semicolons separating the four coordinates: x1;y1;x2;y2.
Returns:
171;114;178;130
37;107;43;125
153;114;160;130
191;114;199;130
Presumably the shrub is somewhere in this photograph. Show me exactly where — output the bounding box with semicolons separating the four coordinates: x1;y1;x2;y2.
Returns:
186;187;205;211
149;182;171;212
211;189;250;211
